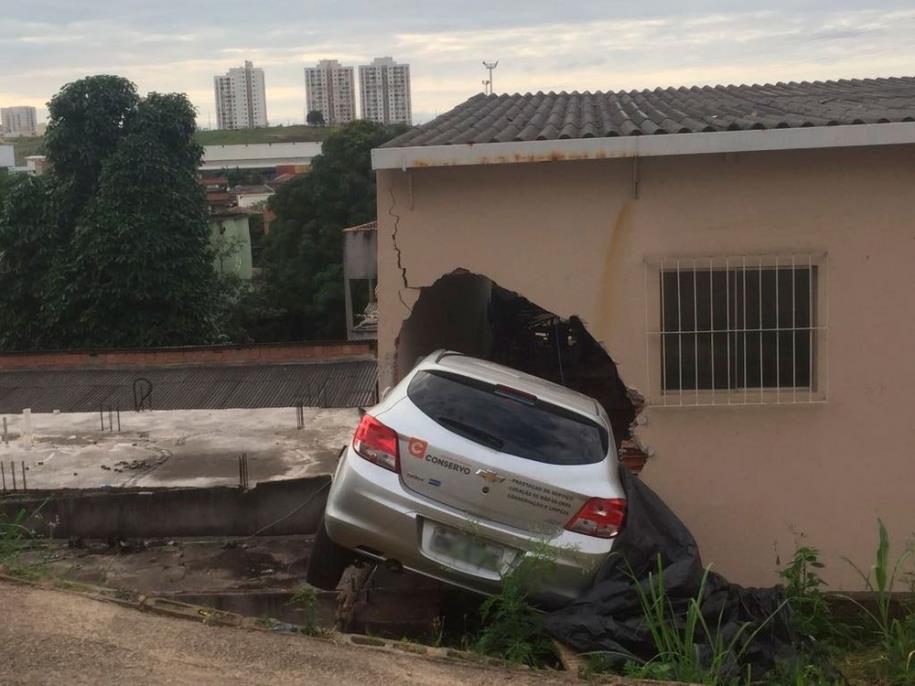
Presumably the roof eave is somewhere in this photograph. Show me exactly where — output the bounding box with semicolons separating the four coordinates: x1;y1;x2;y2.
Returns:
372;122;915;171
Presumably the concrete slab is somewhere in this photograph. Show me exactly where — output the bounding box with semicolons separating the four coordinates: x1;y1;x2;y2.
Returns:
0;407;357;490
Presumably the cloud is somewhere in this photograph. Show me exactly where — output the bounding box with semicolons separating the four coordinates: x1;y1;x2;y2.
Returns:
1;2;914;126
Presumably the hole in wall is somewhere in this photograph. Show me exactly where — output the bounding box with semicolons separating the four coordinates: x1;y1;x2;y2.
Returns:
394;270;648;471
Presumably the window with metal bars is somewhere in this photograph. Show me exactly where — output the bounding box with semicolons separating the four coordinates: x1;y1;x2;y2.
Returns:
646;256;826;405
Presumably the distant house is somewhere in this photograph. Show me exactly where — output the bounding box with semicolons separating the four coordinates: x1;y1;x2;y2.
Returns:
342;220;378;341
211;211;253;279
24;155;48;175
234;184;274;209
371;76;915;590
201;177;253;280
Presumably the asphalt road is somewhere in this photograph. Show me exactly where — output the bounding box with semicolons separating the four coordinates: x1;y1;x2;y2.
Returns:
0;581;578;686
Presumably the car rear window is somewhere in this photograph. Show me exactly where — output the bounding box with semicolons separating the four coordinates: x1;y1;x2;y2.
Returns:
406;370;608;465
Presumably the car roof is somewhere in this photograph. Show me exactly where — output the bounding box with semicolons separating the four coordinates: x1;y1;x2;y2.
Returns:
420;350;601;420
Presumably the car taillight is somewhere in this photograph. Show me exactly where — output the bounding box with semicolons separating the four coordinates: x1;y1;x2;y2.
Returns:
353;414;399;473
565;498;626;538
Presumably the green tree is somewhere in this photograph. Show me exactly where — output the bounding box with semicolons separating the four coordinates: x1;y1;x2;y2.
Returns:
0;76;220;349
0;171;14;204
306;110;326;127
44;75;141;216
255;120;406;340
0;175;62;349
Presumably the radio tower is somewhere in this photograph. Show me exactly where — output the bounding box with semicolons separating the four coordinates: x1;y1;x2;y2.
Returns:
482;61;499;95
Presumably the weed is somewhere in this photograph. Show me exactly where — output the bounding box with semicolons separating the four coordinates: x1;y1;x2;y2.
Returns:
0;500;54;580
429;616;445;647
472;548;557;667
256;615;280;629
763;660;844;685
779;539;834;640
287;584;330;637
0;509;29;566
842;519;915;685
0;508;48;579
777;538;859;654
623;658;678;681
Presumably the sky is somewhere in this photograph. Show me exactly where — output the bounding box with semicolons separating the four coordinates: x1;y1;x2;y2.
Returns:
2;1;915;128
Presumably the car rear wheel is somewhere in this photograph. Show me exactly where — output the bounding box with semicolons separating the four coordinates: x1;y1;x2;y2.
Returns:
306;518;354;590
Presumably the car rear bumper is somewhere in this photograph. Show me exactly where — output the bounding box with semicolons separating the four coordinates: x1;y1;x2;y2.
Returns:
324;446;615;607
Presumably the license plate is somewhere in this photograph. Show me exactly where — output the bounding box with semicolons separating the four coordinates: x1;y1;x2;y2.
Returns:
431;526;501;569
423;522;513;579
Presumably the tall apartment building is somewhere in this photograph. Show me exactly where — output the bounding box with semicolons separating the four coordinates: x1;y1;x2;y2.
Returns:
213;61;268;130
359;57;412;125
1;106;38;138
304;60;356;126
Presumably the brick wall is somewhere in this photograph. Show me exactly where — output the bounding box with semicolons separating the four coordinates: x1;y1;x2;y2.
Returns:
0;342;374;370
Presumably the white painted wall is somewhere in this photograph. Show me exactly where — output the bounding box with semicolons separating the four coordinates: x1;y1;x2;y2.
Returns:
0;144;14;169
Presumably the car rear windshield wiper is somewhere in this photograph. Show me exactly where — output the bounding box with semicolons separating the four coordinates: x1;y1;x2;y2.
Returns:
435;416;504;451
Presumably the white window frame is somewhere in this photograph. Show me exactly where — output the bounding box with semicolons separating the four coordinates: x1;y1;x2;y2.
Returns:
643;252;829;407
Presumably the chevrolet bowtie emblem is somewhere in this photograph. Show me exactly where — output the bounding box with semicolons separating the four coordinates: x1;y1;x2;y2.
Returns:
475;469;505;483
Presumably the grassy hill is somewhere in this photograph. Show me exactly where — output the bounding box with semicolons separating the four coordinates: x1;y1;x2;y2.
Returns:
195;125;334;146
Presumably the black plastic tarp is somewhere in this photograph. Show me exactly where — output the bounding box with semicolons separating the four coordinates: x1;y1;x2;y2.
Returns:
545;466;795;679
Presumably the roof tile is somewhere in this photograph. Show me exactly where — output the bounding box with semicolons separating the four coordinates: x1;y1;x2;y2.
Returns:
384;76;915;148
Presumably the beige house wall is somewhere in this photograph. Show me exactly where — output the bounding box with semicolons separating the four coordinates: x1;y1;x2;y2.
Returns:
375;144;915;589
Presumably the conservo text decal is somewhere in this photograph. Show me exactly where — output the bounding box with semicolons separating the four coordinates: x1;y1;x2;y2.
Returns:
425;454;471;475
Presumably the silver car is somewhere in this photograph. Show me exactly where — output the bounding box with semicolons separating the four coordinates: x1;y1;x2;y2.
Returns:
307;350;627;607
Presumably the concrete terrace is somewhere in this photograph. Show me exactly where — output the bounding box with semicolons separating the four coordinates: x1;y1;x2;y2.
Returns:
0;343;376;490
0;407;358;490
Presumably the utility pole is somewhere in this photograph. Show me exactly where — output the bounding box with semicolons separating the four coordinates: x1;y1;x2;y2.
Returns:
482;61;499;95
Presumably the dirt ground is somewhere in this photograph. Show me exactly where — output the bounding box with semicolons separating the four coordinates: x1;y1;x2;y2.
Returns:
0;581;578;686
15;537;313;594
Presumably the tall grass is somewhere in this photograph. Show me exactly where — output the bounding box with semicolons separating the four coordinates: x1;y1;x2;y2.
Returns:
0;504;52;580
0;509;29;567
624;557;787;685
843;519;915;685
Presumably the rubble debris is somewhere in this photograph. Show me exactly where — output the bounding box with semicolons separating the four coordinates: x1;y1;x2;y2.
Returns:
395;273;646;466
114;459;150;471
106;537;147;554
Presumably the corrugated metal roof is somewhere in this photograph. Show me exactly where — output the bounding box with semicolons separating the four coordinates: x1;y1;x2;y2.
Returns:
383;77;915;147
0;359;377;413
